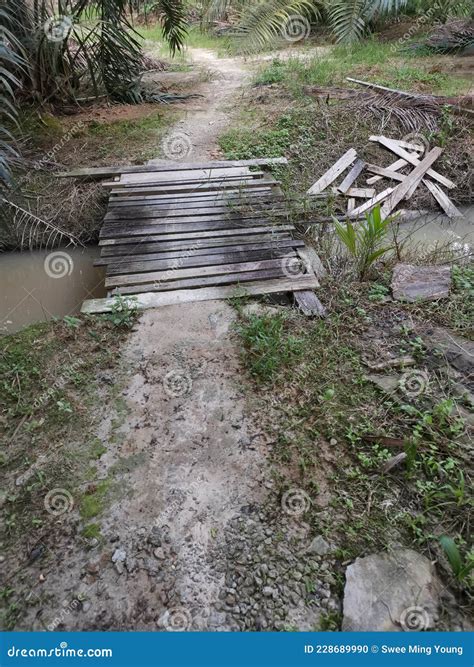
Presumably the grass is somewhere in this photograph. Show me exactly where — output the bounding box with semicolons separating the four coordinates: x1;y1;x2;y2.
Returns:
139;24;230;59
234;282;474;618
253;40;472;96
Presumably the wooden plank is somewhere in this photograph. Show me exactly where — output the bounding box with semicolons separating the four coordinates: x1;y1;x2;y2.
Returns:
294;291;326;317
98;240;304;267
104;208;291;224
369;136;453;189
349;188;394;218
118;167;253;185
380;148;443;219
365;164;406;183
337;159;365;194
366;158;409;185
82;276;320;314
57;158;289;179
108;188;274;204
108;179;281;197
106;172;266;189
307;149;358;195
98;225;296;246
106;258;288;288
114;268;290;295
347;198;356;214
108;192;283;209
106;248;295;276
100;218;294;239
422;180;464;219
346;187;376;198
99;233;294;257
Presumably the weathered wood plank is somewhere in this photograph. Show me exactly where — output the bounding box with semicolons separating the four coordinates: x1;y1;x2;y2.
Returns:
369;136;453;189
307;149;358;195
106;248;295;276
99;232;293;257
108;179;281;197
337;158;365;194
365;164;407;182
57;157;289;179
100;219;292;239
366;158;409;185
114;268;290;295
380;147;443;218
108;187;274;204
97;239;304;267
98;225;296;246
106;258;287;288
349;188;394;218
104;208;291;224
346;187;376;198
82;276;320;314
294;290;326;317
118;167;253;185
108;192;284;209
422;180;464;219
103;173;264;190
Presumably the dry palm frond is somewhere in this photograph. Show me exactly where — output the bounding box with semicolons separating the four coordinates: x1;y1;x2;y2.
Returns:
1;199;83;250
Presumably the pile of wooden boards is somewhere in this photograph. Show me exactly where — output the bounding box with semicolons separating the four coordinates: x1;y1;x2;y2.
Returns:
307;135;464;221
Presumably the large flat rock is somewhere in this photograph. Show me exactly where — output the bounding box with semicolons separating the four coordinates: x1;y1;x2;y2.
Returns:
391;263;451;302
342;549;441;631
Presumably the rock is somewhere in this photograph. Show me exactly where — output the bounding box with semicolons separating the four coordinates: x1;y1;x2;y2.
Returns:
367;374;399;395
148;526;162;548
391;263;451;302
342;549;442;632
153;547;165;560
308;535;332;556
111;548;126;564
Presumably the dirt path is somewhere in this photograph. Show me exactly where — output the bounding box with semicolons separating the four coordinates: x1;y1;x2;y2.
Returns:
17;48;337;633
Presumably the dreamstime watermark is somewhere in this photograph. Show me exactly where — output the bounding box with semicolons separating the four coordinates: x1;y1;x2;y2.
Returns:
44;251;74;279
162;133;193;161
282;15;311;43
34;121;85;171
47;598;82;631
281;253;311;279
44;488;74;516
43;15;73;43
401;131;430;155
163;370;193;398
160;606;192;631
399;369;430;397
281;488;311;517
399;605;431;631
33;358;85;412
390;2;443;53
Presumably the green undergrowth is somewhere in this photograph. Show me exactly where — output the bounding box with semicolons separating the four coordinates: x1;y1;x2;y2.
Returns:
253;41;471;97
234;284;473;616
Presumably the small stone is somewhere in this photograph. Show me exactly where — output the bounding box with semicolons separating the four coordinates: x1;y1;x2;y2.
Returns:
82;602;91;613
153;547;165;560
308;535;332;556
330;438;338;446
263;586;275;597
114;561;124;575
111;548;126;563
148;527;162;548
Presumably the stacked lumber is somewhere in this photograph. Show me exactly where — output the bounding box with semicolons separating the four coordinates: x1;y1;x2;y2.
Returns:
306;137;464;221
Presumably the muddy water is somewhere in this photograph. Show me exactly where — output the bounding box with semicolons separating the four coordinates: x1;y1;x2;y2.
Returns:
399;206;474;252
0;247;106;334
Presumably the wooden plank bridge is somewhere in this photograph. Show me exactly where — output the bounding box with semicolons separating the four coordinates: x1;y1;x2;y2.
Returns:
78;158;323;315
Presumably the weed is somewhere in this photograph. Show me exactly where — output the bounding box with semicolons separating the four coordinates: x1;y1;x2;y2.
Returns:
334;206;394;280
439;536;474;583
104;296;139;329
219;128;291;160
235;313;304;382
80;480;110;520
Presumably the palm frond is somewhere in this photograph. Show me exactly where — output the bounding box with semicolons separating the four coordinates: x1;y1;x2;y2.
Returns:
235;0;318;53
158;0;188;55
1;199;83;250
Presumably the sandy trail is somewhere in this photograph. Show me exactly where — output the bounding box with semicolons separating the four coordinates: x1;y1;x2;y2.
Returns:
21;48;329;633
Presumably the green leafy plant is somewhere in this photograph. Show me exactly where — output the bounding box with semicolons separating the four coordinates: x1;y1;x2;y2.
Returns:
439;536;474;582
334;205;394;280
105;296;139;329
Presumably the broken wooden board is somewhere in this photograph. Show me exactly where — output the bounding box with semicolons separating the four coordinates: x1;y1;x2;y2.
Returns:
369;136;454;189
307;149;357;195
82;277;320;314
349;188;394;218
391;263;452;302
366;158;410;185
422;180;464;219
337;159;365;194
57;158;289;180
293;291;326;317
380;147;443;219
